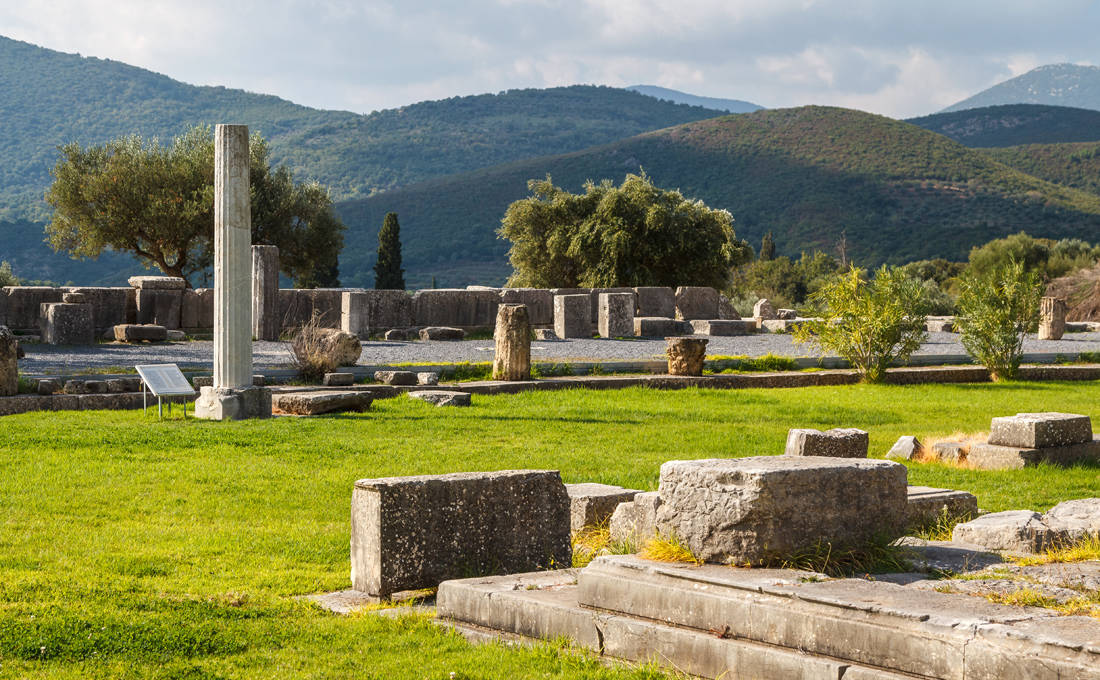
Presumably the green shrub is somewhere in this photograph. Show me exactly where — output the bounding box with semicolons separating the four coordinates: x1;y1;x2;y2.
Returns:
792;266;928;383
955;261;1042;381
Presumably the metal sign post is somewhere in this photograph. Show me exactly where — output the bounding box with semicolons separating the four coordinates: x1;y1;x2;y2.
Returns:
136;364;197;420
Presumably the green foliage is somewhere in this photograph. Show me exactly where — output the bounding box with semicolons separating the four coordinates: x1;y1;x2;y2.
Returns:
793;266;929;383
955;261;1043;381
986;142;1100;197
759;232;775;260
707;354;799;372
731;250;841;309
0;260;19;286
908;104;1100;148
499;173;750;288
45;125;344;286
373;212;405;290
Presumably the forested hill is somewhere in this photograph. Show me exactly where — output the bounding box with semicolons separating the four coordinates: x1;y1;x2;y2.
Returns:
0;35;726;222
335;106;1100;288
984;142;1100;197
908;104;1100;147
942;64;1100;113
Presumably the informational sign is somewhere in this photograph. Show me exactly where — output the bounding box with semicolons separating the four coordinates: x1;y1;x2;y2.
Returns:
135;364;196;396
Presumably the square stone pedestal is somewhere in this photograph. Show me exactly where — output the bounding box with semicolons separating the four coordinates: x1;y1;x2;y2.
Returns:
195;386;272;421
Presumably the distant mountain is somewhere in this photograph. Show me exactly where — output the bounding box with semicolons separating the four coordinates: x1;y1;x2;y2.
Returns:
627;85;762;113
908;104;1100;147
334;106;1100;288
942;64;1100;113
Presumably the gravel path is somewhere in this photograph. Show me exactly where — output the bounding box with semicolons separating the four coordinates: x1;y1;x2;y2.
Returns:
18;331;1100;375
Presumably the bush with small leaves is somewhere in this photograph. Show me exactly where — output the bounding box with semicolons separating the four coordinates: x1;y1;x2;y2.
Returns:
955;260;1042;381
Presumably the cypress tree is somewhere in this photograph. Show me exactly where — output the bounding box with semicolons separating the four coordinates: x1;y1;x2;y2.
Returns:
373;212;405;290
760;232;776;261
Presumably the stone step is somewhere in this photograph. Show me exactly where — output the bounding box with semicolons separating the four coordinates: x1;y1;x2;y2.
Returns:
436;568;914;680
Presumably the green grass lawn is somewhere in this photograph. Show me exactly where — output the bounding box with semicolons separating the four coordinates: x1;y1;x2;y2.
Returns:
1;381;1099;678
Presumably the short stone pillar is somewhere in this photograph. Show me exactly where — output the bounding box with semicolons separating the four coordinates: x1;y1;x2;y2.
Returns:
0;325;17;396
1038;297;1066;341
492;303;531;381
130;276;186;329
598;292;634;338
196;124;271;421
251;245;280;341
666;336;708;376
553;294;591;339
341;291;370;339
753;298;777;321
39;301;95;345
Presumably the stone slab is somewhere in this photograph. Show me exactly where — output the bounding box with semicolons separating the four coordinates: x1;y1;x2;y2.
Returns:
907;486;979;525
351;469;571;597
633;316;688;337
887;435;922;460
952;510;1056;553
673;286;719;320
632;287;675;318
655;456;908;564
194;386;272;421
564;483;642;533
114;324;168;343
323;372;355;387
135;289;182;329
989;412;1092;448
128;276;186;290
272;390;373;416
419;326;465;341
374;370;418;386
408;390;471;407
416;371;439;385
609;491;661;546
968;438;1100;469
688;319;756;336
1043;497;1100;542
784;427;868;458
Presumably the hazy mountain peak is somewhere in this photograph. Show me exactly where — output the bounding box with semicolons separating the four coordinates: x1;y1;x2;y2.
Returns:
626;85;762;113
942;63;1100;113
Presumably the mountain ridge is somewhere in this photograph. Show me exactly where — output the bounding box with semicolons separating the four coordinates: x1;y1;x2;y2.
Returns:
626;85;762;113
942;63;1100;113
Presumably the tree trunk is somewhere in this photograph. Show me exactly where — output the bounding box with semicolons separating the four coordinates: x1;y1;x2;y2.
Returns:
492;304;531;381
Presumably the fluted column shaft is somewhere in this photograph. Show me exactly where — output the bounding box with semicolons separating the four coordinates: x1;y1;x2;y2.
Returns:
213;124;253;389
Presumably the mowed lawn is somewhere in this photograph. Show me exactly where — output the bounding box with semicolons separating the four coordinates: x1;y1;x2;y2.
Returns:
2;381;1099;679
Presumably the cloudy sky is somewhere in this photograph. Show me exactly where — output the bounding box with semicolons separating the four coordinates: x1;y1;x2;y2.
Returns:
3;0;1098;118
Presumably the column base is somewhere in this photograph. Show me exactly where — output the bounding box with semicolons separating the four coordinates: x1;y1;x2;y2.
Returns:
195;386;272;421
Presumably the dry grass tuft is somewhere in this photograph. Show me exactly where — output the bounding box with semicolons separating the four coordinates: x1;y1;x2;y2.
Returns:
571;525;637;568
287;313;342;380
911;430;989;466
639;532;702;565
1013;535;1100;566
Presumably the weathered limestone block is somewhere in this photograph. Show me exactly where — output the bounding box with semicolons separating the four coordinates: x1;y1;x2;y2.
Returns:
588;288;634;324
192;376;213;388
128;276;186;290
65;287;135;333
776;308;798;320
907;486;978;525
689;319;756;336
886;435;922;460
180;288;214;330
323;372;355;387
315;328;362;365
952;511;1056;554
932;441;966;463
419;326;465;341
167;330;186;341
760;318;807;333
278;288;348;330
194;386;272;420
968;440;1100;469
413;289;499;328
634;317;689;337
500;288;553;326
674;286;719;320
0;326;16;396
272;390;373;416
408;390;471;407
417;372;439;386
374;370;417;386
655;456;909;564
365;290;414;329
926;317;955;333
666;336;708;376
3;287;65;332
252;245;280;341
383;328;408;341
609;491;662;545
63;380;108;395
718;294;739;320
598;293;634;338
340;291;370;339
989;412;1092;448
784;428;868;458
553;294;591;339
1043;498;1100;542
492;304;531;381
135;289;183;329
753;298;777;320
113;324;168;343
350;469;571;596
534;328;557;340
1039;296;1067;341
106;377;142;393
565;483;643;533
36;378;60;395
39;303;95;345
633;287;675;318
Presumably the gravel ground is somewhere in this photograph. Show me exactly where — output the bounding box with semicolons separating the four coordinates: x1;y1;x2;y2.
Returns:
18;331;1100;375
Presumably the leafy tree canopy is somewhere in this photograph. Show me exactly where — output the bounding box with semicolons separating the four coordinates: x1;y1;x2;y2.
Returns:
45;125;344;287
499;173;751;289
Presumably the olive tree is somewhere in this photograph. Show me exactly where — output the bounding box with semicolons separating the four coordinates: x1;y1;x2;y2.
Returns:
793;266;929;383
46;125;344;287
499;173;751;288
954;261;1042;381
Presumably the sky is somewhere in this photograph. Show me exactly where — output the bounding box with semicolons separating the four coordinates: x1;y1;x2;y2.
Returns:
2;0;1099;118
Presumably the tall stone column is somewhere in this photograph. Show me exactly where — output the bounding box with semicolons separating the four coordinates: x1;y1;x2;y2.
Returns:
213;124;253;389
252;245;280;341
196;125;271;420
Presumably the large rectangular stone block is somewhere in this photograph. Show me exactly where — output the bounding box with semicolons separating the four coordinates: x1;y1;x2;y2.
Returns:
251;245;280;341
588;288;634;324
967;439;1100;469
655;456;908;564
988;412;1092;448
784;428;868;458
500;288;553;326
553;294;591;339
39;303;95;345
350;470;571;597
68;287;133;331
3;287;64;331
634;316;689;337
341;291;370;339
598;292;635;338
278;288;349;329
413;289;499;328
135;289;182;329
180;288;214;330
689;319;756;336
633;287;675;317
565;483;641;533
674;286;719;320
